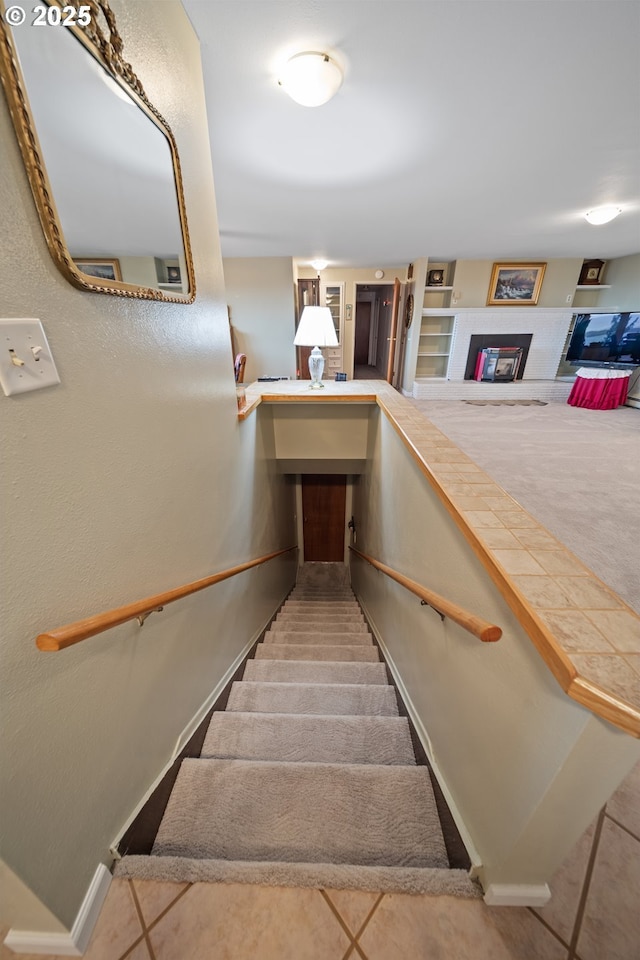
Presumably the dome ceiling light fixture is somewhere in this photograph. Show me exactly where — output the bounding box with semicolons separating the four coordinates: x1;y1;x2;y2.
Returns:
278;52;343;107
310;259;329;271
584;205;622;225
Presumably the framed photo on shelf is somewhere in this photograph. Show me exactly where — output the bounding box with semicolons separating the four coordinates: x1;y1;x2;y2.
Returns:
578;259;606;285
487;262;546;306
73;258;122;281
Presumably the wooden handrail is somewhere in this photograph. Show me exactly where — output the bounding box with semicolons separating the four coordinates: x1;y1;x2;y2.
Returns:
36;546;298;652
349;546;501;643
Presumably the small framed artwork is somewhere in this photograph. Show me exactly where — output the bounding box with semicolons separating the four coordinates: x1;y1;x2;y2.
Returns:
578;259;606;285
166;265;182;284
74;258;122;282
427;269;445;286
487;263;546;306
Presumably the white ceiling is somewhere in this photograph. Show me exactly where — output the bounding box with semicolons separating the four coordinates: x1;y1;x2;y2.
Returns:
182;0;640;269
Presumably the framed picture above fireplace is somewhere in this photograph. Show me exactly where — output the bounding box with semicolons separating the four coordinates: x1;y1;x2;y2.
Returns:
487;263;546;306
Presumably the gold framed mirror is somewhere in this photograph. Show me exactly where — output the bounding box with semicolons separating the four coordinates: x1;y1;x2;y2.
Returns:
0;0;195;302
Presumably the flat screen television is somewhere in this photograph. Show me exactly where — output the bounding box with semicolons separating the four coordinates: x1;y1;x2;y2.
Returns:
566;312;640;367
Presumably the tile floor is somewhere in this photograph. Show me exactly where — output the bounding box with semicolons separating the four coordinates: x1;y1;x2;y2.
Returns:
2;758;638;960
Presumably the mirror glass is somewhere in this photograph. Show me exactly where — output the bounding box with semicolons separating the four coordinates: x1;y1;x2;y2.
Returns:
1;3;195;300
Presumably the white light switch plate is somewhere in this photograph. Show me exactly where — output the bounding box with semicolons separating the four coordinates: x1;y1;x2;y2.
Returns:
0;319;61;396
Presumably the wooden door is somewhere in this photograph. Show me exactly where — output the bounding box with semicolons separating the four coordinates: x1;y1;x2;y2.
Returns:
386;277;401;383
302;475;347;562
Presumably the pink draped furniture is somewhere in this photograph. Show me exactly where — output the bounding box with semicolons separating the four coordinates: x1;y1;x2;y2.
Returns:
567;367;631;410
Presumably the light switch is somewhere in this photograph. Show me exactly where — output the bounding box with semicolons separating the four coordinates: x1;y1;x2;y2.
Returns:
0;319;61;396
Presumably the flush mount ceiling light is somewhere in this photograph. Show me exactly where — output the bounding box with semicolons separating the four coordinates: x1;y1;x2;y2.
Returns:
278;52;343;107
310;259;329;271
584;205;622;225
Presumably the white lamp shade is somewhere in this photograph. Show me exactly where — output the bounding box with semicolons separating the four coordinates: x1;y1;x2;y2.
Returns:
279;52;343;107
294;306;338;347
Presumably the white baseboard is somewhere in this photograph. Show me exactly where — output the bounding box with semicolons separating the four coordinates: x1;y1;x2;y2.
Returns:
484;883;551;907
4;864;111;956
356;596;483;873
110;593;289;855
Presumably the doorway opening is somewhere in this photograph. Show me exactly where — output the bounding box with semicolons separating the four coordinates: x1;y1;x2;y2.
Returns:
354;282;399;382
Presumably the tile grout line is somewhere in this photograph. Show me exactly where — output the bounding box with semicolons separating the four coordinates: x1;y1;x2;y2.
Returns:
567;806;606;960
135;882;193;938
318;890;357;956
118;932;148;960
603;809;640;844
127;880;157;960
353;891;385;952
526;906;572;953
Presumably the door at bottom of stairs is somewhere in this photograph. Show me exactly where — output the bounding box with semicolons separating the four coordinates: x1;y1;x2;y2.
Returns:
302;474;347;562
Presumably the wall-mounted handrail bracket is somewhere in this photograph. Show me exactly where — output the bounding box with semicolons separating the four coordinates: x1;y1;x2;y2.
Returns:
136;606;164;627
421;599;445;622
349;545;501;643
35;545;297;652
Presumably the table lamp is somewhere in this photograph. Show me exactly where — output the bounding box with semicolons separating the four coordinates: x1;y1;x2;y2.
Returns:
294;306;338;388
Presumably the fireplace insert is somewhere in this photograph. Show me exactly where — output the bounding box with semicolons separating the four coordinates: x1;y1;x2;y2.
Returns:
474;347;523;382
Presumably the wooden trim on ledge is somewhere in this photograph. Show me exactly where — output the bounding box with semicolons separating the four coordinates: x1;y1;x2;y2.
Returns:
349;546;502;643
36;546;297;652
375;396;640;739
232;382;638;737
568;676;640;737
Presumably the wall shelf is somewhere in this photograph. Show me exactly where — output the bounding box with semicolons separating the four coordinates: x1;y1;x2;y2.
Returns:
575;284;611;290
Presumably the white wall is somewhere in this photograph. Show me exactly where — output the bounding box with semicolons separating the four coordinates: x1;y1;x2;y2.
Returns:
583;252;640;312
447;308;573;381
0;0;296;931
223;257;297;383
351;409;639;889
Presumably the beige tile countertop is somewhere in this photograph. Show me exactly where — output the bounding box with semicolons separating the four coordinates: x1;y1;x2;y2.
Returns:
238;380;640;737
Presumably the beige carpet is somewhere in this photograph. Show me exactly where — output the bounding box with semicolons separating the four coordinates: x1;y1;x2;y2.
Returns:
410;399;640;613
116;577;480;896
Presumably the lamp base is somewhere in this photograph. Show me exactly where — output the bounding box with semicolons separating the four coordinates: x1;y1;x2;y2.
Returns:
308;346;325;388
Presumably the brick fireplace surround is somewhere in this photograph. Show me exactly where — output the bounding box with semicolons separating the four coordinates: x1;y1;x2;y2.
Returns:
411;309;574;401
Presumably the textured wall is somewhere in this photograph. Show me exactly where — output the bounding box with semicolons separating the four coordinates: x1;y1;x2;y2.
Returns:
223;257;297;384
0;1;296;930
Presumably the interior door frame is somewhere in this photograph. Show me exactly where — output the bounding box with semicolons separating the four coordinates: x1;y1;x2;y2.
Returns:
386;277;402;384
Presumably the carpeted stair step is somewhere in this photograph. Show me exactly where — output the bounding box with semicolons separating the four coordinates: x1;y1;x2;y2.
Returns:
255;642;380;662
226;681;398;716
276;607;365;623
269;620;369;633
280;600;362;616
263;630;373;646
114;577;482;898
289;589;354;595
242;658;388;685
289;587;356;600
150;759;448;870
201;712;416;764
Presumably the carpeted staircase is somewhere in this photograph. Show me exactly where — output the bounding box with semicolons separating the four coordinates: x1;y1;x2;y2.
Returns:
116;567;480;896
